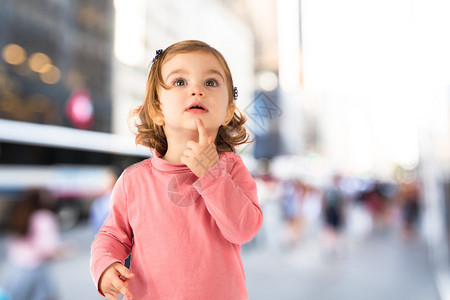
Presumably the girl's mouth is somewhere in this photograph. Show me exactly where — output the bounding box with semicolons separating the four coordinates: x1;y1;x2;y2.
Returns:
186;102;208;113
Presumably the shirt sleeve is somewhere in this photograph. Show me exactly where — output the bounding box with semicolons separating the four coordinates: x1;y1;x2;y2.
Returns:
193;154;263;244
90;172;133;292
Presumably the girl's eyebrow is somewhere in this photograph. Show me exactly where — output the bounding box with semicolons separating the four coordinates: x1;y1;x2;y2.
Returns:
165;69;186;81
205;69;225;80
165;69;224;82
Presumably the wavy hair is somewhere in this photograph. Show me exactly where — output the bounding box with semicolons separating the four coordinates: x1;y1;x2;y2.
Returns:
129;40;250;155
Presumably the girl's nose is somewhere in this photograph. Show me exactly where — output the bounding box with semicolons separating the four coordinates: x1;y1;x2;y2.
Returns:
190;85;204;97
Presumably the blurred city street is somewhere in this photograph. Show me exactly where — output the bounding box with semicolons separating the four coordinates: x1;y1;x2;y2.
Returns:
1;200;439;300
1;0;449;299
244;224;439;300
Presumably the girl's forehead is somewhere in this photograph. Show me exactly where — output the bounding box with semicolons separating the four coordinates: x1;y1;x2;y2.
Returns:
161;51;225;74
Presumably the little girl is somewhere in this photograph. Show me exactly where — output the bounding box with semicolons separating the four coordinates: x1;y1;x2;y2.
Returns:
90;40;263;300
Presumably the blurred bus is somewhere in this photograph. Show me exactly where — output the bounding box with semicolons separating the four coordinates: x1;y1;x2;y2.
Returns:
0;119;150;230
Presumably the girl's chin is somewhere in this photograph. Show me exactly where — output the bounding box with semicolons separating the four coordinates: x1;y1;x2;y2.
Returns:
167;119;221;132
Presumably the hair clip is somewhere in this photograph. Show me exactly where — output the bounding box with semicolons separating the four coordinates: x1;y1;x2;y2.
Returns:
152;49;163;63
233;87;238;100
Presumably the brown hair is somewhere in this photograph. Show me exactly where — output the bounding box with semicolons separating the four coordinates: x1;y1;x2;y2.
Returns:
8;189;55;237
129;40;250;156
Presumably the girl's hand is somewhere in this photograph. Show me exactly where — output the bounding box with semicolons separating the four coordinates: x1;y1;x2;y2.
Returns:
99;262;135;300
181;119;219;178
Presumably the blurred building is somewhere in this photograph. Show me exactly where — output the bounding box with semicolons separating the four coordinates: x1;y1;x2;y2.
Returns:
0;0;148;166
0;0;114;132
224;0;294;159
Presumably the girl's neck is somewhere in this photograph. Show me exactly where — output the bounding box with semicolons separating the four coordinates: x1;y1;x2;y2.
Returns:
162;128;197;164
162;146;184;164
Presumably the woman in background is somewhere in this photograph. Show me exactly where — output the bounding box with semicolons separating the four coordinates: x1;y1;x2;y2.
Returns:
2;188;65;300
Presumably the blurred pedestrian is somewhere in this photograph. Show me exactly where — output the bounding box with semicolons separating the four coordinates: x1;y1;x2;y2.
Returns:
301;183;322;237
253;158;281;251
281;179;303;247
360;181;388;228
321;174;345;257
399;179;421;241
1;188;66;300
90;40;263;299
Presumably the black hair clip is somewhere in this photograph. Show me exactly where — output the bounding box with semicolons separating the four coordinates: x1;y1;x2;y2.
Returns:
152;49;163;63
233;87;238;100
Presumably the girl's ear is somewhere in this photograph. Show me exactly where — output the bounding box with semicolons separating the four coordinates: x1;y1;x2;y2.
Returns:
222;103;235;126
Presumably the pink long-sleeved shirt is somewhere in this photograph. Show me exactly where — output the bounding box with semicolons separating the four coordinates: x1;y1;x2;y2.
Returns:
90;151;263;299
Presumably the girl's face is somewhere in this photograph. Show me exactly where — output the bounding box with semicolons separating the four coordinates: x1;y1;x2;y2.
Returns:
158;51;233;136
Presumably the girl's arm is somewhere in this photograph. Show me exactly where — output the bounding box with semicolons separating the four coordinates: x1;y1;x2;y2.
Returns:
90;173;133;294
193;153;263;244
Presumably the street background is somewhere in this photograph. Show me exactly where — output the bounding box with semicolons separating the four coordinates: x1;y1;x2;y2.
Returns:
0;208;439;300
1;0;449;299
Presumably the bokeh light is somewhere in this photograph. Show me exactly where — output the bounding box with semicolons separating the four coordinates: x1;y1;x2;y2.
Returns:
39;64;61;85
28;52;52;73
1;44;26;65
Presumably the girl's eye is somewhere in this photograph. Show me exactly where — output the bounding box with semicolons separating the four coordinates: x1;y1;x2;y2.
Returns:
173;79;187;86
204;79;217;87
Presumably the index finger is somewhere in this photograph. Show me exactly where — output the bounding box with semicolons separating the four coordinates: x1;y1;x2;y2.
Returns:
196;119;208;144
113;277;133;299
120;286;134;299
